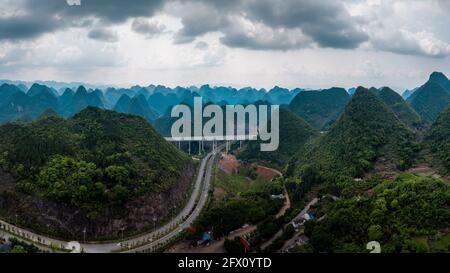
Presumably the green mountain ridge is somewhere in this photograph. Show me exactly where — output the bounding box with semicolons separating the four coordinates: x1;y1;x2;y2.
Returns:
427;105;450;174
289;87;350;130
0;107;192;238
289;87;418;180
238;108;317;168
408;73;450;124
372;87;422;128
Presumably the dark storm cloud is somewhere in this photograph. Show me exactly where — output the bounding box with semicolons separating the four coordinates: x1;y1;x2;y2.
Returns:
3;0;446;57
243;0;369;49
56;0;165;23
0;0;165;41
173;0;368;49
131;18;166;38
87;28;119;42
0;0;368;49
0;14;59;40
172;1;228;44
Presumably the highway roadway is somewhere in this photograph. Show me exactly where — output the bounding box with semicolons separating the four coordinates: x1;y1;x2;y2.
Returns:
0;146;222;253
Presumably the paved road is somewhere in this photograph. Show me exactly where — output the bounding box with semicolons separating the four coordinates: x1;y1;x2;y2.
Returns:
0;147;222;253
128;146;221;253
261;197;319;250
166;164;288;253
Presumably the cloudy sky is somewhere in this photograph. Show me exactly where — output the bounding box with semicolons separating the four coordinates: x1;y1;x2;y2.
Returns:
0;0;449;92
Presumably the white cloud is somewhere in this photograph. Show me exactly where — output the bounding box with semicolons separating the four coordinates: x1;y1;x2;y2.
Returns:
0;0;449;90
66;0;81;6
220;15;312;50
54;46;83;63
371;29;450;58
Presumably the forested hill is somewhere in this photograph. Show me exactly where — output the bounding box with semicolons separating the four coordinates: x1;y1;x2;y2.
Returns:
238;107;316;168
372;87;422;129
427;105;450;173
289;87;419;180
288;87;350;130
0;107;192;238
407;72;450;124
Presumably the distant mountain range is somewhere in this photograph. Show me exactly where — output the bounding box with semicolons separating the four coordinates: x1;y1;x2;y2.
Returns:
1;71;449;136
0;83;302;128
0;79;114;92
1;71;450;248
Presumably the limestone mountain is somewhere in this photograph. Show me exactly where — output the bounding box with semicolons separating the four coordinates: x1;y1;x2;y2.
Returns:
63;86;105;117
0;107;192;239
289;87;418;179
408;72;450;123
427;105;450;173
372;87;422;128
27;83;58;97
114;94;159;122
148;92;181;116
0;86;58;123
429;71;450;91
128;94;159;122
289;87;350;130
402;89;416;100
239;107;316;168
0;83;23;104
113;94;132;113
58;88;75;111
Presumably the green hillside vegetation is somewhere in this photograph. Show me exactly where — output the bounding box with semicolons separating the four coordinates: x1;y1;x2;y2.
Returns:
0;107;190;217
289;87;350;130
427;106;450;173
428;71;450;91
195;169;284;238
302;173;450;253
238;108;317;168
408;80;450;124
372;87;422;128
289;87;419;181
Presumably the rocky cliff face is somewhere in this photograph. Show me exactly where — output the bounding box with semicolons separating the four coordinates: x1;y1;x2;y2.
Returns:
0;163;195;240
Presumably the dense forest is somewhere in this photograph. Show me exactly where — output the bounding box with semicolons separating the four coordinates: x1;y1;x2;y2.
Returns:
288;87;350;130
1;72;450;251
408;72;450;124
427;105;450;173
302;174;450;253
288;87;419;180
371;87;422;129
0;107;192;238
238;76;450;253
238;108;316;168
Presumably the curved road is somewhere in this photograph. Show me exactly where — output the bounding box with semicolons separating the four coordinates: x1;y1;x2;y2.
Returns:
0;146;222;253
261;197;318;250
